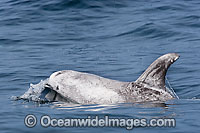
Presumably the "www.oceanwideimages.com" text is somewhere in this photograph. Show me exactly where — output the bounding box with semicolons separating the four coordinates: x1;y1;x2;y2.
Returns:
24;114;176;130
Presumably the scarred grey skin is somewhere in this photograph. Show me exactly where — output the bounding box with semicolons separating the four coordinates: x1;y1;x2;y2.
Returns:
43;53;179;104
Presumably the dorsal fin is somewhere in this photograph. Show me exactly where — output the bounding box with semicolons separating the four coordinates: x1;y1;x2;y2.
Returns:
135;53;179;90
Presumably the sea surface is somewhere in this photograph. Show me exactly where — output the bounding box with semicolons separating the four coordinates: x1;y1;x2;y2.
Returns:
0;0;200;132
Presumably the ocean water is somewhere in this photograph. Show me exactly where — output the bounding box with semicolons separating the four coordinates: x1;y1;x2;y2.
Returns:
1;0;200;132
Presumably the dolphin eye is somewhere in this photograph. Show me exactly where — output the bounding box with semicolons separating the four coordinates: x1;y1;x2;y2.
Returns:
56;86;59;90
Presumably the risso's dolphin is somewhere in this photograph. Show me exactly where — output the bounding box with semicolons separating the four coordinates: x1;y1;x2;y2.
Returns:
22;53;180;104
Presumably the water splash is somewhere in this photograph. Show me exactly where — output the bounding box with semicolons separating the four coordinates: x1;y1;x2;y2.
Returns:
12;79;49;103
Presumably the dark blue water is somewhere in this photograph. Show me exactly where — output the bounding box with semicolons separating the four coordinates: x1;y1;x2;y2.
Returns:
1;0;200;132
